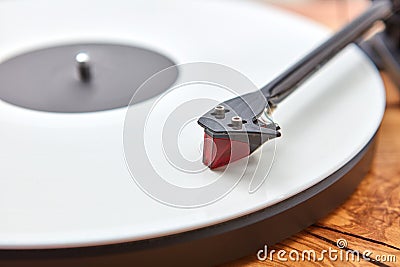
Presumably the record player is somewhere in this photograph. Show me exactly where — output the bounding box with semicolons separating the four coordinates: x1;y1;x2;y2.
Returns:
0;0;398;266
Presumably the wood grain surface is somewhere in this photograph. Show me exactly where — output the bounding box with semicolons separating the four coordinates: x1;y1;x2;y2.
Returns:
225;1;400;266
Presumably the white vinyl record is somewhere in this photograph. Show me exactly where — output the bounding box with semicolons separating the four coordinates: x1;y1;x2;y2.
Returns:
0;0;384;252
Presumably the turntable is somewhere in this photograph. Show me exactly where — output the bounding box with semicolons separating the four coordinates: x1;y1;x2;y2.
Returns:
0;0;398;266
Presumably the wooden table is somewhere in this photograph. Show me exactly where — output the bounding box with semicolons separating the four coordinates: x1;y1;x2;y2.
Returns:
226;1;400;266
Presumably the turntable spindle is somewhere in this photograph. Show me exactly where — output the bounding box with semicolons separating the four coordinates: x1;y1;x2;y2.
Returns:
75;52;91;82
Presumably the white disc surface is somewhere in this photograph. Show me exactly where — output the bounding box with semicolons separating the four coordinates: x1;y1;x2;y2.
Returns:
0;0;385;248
